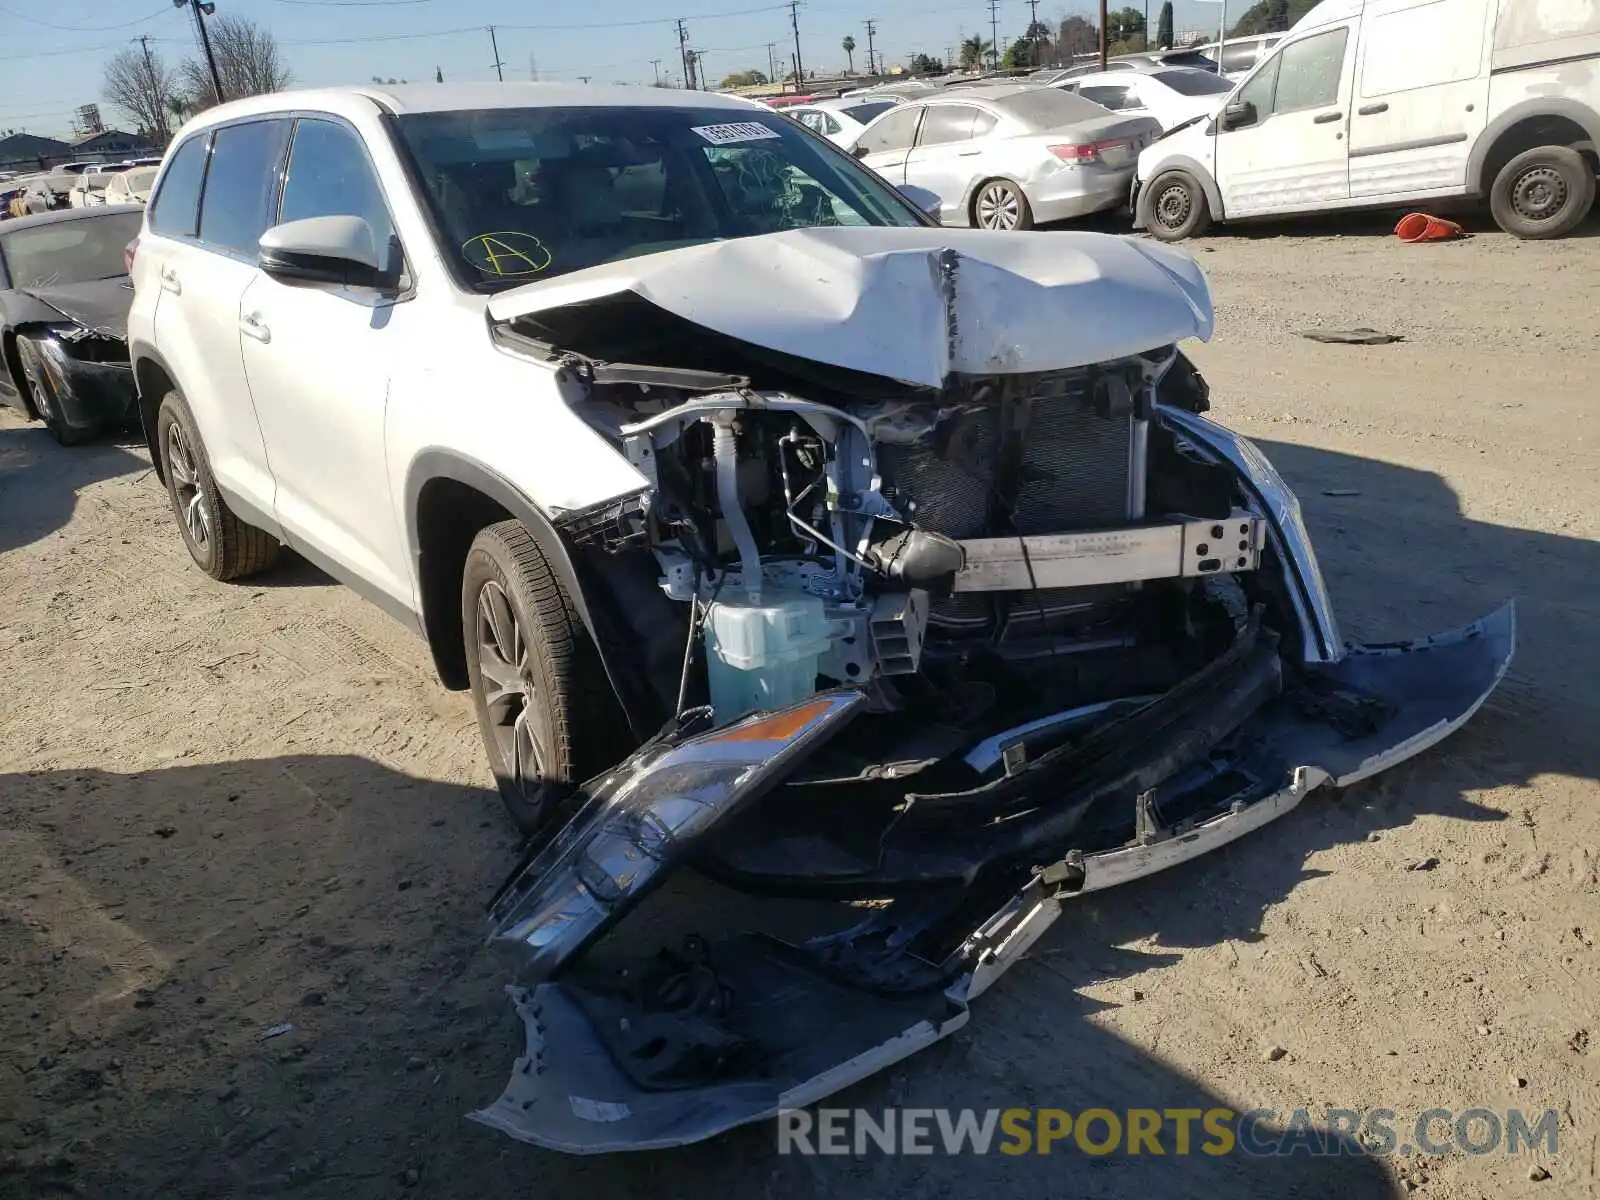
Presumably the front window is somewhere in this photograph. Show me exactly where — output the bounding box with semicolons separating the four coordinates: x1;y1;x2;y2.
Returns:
0;210;144;288
392;106;926;292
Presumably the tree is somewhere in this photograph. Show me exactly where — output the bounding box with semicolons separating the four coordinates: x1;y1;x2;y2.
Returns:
908;51;946;75
1157;1;1174;48
1057;15;1099;56
1230;0;1315;34
959;34;993;69
842;35;856;74
178;14;291;112
1107;6;1146;43
102;45;178;144
720;69;769;87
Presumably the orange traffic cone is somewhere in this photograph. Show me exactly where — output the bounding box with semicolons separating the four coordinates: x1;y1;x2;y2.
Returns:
1395;212;1464;242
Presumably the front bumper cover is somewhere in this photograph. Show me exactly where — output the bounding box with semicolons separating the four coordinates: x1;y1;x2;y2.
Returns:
473;595;1515;1152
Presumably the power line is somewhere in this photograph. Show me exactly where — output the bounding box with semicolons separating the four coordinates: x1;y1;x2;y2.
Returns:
0;3;174;32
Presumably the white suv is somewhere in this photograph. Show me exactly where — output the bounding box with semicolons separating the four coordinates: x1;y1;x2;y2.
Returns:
126;83;1511;1154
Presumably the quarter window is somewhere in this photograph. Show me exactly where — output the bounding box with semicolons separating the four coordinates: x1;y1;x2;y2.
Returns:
148;134;209;238
198;119;291;257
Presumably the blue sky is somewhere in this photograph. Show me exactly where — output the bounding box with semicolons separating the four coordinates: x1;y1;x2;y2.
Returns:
0;0;1231;139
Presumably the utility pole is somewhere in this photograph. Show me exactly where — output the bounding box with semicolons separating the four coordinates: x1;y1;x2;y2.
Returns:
676;18;694;89
651;57;663;85
1026;0;1040;65
987;0;1000;70
135;34;170;137
1099;0;1108;68
487;25;504;81
529;53;539;81
173;0;224;105
765;41;778;82
864;18;878;76
788;0;804;92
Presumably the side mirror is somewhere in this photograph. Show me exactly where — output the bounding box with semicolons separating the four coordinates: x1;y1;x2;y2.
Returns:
258;215;388;288
898;183;943;224
852;143;869;158
1220;99;1258;131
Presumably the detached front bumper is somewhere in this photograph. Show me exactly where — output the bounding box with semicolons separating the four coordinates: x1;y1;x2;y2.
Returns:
473;598;1515;1153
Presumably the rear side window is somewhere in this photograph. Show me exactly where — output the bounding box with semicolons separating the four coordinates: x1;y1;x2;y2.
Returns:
198;119;290;258
917;105;987;146
148;134;209;238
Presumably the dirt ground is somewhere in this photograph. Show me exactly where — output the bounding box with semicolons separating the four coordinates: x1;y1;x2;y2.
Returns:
2;211;1598;1200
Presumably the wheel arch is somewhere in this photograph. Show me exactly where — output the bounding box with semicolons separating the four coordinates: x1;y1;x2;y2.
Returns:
404;450;655;740
1470;100;1600;196
1144;155;1225;221
2;329;41;420
130;342;177;482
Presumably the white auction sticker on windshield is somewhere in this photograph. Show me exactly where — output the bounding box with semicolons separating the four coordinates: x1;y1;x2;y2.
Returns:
690;121;782;145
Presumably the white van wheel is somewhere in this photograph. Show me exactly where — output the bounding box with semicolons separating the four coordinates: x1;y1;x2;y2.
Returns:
1489;146;1596;239
1144;170;1211;241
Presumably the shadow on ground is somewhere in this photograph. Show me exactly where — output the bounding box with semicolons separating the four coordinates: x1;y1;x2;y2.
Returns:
3;441;1592;1199
0;424;146;555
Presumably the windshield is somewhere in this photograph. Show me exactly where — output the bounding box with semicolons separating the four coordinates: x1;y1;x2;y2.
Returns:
394;105;926;291
1153;68;1235;96
991;88;1112;130
0;210;143;288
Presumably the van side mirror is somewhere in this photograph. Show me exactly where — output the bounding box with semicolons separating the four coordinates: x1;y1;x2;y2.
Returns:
1221;99;1258;131
852;143;870;158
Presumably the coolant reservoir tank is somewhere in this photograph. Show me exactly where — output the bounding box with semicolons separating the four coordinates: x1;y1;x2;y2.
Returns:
704;587;835;722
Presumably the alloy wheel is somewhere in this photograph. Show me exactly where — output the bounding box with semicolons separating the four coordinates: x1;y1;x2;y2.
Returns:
475;579;545;801
165;423;211;552
977;182;1021;230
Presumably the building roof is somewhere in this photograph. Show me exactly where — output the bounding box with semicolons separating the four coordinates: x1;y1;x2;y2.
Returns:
0;132;72;156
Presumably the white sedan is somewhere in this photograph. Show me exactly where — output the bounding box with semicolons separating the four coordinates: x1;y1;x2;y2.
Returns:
1054;67;1235;131
784;97;903;147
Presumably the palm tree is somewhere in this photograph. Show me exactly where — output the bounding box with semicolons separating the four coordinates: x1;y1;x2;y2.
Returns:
959;34;993;69
842;35;856;74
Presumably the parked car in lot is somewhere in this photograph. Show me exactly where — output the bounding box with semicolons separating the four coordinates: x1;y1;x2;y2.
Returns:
0;206;143;443
1056;66;1236;130
850;84;1162;227
103;166;158;206
68;171;113;208
127;82;1511;1155
1185;34;1285;78
1136;0;1600;240
1048;48;1222;82
785;96;902;147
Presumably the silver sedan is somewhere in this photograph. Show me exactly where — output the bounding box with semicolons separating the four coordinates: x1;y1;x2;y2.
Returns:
850;85;1162;229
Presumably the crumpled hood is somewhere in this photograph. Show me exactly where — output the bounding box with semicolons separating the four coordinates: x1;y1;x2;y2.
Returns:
487;226;1213;388
22;278;132;340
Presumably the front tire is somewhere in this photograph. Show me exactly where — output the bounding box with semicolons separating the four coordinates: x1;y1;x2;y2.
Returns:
972;178;1033;230
1142;169;1212;241
462;519;613;834
1489;146;1596;239
15;335;94;446
155;390;279;580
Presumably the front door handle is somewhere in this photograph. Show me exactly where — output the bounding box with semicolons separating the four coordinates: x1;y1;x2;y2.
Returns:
159;266;182;296
240;311;271;344
957;149;982;156
1358;102;1389;115
1313;110;1344;124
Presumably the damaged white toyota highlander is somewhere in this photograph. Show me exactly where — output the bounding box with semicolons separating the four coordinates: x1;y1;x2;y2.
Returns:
127;84;1513;1153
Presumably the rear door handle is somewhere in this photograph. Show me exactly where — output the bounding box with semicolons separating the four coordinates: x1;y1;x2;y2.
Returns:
1357;102;1389;115
957;149;982;156
240;311;271;344
159;266;181;295
1313;110;1344;124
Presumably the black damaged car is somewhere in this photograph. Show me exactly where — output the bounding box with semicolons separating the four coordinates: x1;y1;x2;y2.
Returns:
0;205;144;445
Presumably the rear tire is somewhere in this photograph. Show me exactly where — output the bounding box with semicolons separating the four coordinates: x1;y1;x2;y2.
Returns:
1142;169;1212;241
1489;145;1595;239
155;390;279;580
972;178;1034;230
15;335;95;446
462;519;614;835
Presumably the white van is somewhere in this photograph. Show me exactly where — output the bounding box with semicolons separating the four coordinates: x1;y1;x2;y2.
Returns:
1133;0;1600;239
